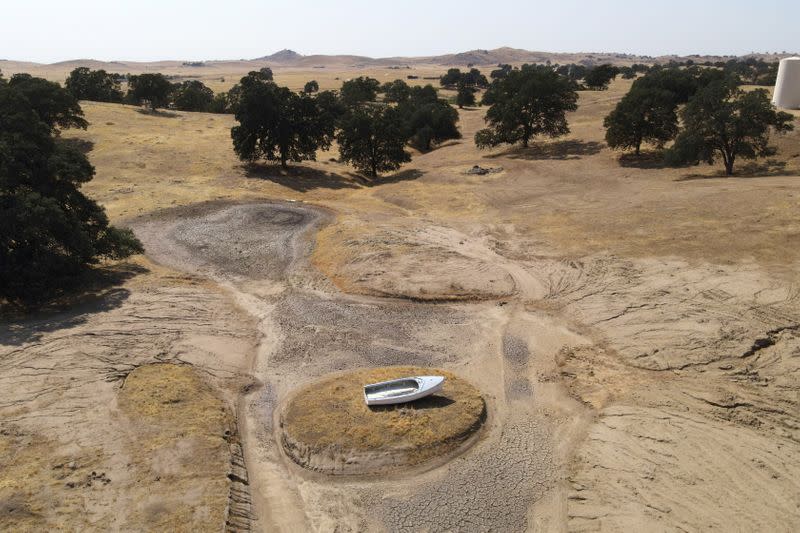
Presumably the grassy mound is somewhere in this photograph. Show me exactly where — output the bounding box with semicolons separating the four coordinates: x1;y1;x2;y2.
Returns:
280;366;485;475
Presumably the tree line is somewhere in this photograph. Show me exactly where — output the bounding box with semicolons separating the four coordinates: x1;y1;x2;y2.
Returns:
65;66;253;113
230;72;460;176
2;57;794;305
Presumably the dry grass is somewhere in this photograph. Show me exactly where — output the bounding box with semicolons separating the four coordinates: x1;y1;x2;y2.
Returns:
57;78;800;290
282;367;484;452
0;428;102;532
117;363;233;532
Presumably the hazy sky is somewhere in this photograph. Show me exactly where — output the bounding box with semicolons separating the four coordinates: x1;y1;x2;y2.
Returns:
5;0;798;63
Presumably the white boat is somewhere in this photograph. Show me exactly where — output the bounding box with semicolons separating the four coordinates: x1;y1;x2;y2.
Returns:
363;376;445;406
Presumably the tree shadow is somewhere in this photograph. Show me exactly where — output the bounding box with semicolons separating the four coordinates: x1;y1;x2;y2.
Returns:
368;394;456;412
487;140;604;160
618;151;669;169
0;263;147;346
59;137;95;154
136;108;180;118
675;159;794;181
243;163;363;192
364;168;424;186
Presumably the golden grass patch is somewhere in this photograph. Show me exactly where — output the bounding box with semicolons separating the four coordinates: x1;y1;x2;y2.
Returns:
117;363;233;532
280;367;485;474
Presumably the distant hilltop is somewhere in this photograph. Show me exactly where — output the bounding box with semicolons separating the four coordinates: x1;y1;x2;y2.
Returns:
2;47;796;75
248;46;796;67
254;49;303;63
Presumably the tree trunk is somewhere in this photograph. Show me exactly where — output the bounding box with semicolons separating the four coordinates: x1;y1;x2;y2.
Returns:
725;159;734;175
635;142;641;156
723;151;735;175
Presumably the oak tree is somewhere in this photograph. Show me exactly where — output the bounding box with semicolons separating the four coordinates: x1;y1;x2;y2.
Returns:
476;65;578;148
336;105;410;177
230;73;335;168
604;86;678;155
128;73;173;110
666;81;794;175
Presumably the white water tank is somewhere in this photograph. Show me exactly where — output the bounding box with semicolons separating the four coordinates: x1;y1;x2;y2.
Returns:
773;57;800;109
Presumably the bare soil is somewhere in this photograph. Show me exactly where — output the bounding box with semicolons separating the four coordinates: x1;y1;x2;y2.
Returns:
2;76;799;531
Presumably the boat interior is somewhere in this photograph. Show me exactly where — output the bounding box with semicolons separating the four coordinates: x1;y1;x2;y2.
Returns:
364;379;420;399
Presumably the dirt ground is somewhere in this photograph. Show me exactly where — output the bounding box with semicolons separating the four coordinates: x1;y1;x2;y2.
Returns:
2;75;800;531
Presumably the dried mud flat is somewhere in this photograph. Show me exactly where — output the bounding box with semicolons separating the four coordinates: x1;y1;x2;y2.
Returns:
131;201;574;531
133;199;799;531
3;195;800;531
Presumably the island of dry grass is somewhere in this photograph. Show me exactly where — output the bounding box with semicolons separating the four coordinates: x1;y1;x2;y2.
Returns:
280;367;485;475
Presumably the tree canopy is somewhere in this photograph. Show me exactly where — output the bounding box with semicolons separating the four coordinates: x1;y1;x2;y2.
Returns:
171;80;214;112
604;86;678;155
128;73;173;110
583;64;620;90
665;81;794;175
336;105;411;177
303;80;319;94
396;85;461;151
255;67;274;81
456;82;476;108
490;64;513;80
632;66;727;105
339;76;380;106
65;67;124;103
230;72;336;168
382;79;412;103
0;76;142;305
476;65;579;148
440;68;488;89
8;74;88;132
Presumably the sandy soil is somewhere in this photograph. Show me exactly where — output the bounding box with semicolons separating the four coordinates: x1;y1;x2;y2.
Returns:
2;75;800;531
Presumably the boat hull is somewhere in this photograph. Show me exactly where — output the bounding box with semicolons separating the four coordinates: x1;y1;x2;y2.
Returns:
364;376;445;406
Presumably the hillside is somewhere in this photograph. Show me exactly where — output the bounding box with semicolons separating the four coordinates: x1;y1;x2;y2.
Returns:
4;46;797;78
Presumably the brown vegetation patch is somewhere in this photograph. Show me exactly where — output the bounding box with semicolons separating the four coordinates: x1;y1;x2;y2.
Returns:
280;367;485;475
117;363;235;531
0;427;102;532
